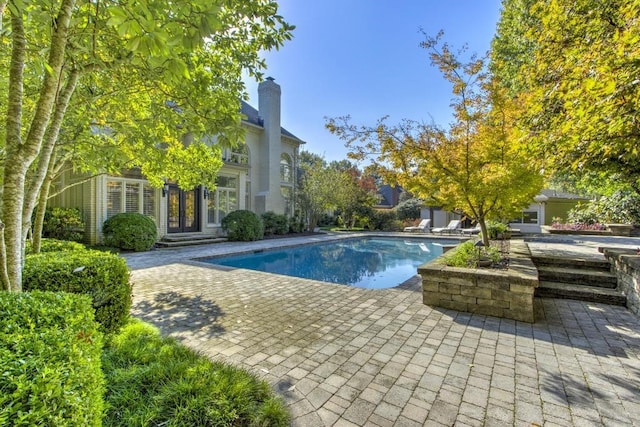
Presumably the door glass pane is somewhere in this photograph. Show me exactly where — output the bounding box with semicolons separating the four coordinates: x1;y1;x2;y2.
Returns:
184;190;196;228
168;188;180;229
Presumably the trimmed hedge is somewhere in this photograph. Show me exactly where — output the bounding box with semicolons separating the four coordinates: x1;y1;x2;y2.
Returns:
42;206;85;242
103;212;157;252
24;250;131;335
0;291;104;426
221;210;264;241
25;238;87;254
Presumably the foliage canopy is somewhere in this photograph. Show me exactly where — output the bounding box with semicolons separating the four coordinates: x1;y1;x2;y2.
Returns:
492;0;640;194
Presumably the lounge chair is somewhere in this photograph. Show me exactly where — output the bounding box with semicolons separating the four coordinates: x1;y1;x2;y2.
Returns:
403;219;431;233
461;224;481;235
432;220;461;234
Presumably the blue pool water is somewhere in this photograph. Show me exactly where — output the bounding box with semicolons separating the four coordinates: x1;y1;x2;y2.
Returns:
201;237;457;289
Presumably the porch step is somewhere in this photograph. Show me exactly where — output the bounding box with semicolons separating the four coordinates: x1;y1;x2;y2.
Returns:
536;265;617;288
536;281;627;306
533;255;612;272
161;234;222;243
156;236;227;248
532;254;626;306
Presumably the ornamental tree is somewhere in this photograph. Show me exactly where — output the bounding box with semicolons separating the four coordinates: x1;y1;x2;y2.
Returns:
0;0;293;291
327;33;543;246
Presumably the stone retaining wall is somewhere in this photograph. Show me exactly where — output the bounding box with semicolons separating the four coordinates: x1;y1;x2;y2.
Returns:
419;241;539;322
601;249;640;316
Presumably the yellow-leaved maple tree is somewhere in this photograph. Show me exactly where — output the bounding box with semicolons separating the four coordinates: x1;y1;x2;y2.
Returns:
327;33;543;246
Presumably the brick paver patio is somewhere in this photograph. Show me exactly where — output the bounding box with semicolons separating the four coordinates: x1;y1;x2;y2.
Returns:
125;234;640;426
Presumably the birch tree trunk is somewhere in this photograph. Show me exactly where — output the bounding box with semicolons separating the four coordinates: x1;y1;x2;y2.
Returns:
23;70;81;249
1;0;76;291
31;162;57;255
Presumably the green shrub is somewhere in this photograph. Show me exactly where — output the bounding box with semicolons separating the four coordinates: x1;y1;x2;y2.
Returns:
0;291;104;426
103;212;157;251
24;250;132;335
221;210;264;241
443;240;500;268
386;219;405;232
394;198;422;221
568;190;640;225
41;207;85;242
567;202;601;225
103;319;290;427
597;190;640;223
289;212;306;233
317;213;336;227
484;220;509;240
26;238;87;254
368;209;398;231
261;211;289;235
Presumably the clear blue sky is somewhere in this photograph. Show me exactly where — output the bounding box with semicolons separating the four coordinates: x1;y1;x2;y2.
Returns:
243;0;503;163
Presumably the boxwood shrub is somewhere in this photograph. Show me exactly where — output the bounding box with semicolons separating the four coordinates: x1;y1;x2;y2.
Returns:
23;250;131;335
0;291;104;426
221;210;264;241
102;212;157;251
262;211;289;236
25;238;87;254
41;206;85;242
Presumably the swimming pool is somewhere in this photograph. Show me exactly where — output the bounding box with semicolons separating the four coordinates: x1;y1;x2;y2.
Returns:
200;237;457;289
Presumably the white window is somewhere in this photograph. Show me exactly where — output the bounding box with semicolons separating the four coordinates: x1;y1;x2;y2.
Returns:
280;153;294;215
280;153;292;183
207;176;238;225
106;179;156;220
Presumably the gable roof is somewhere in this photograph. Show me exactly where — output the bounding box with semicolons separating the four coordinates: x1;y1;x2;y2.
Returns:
240;101;304;143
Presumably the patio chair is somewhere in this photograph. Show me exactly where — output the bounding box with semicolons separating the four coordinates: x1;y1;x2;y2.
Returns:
461;224;481;235
432;220;462;234
403;219;431;233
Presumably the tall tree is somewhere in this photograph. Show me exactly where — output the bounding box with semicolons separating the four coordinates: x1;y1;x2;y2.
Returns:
493;0;640;195
0;0;293;291
327;33;543;245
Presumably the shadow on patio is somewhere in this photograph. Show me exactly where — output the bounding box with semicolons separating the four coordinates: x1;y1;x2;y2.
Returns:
132;291;226;339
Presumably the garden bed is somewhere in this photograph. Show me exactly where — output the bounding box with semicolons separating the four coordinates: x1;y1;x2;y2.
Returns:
418;240;538;322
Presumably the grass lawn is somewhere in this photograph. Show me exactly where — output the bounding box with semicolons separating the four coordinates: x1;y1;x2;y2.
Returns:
102;318;289;426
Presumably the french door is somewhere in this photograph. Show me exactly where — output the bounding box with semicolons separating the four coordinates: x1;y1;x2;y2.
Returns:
167;185;200;233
